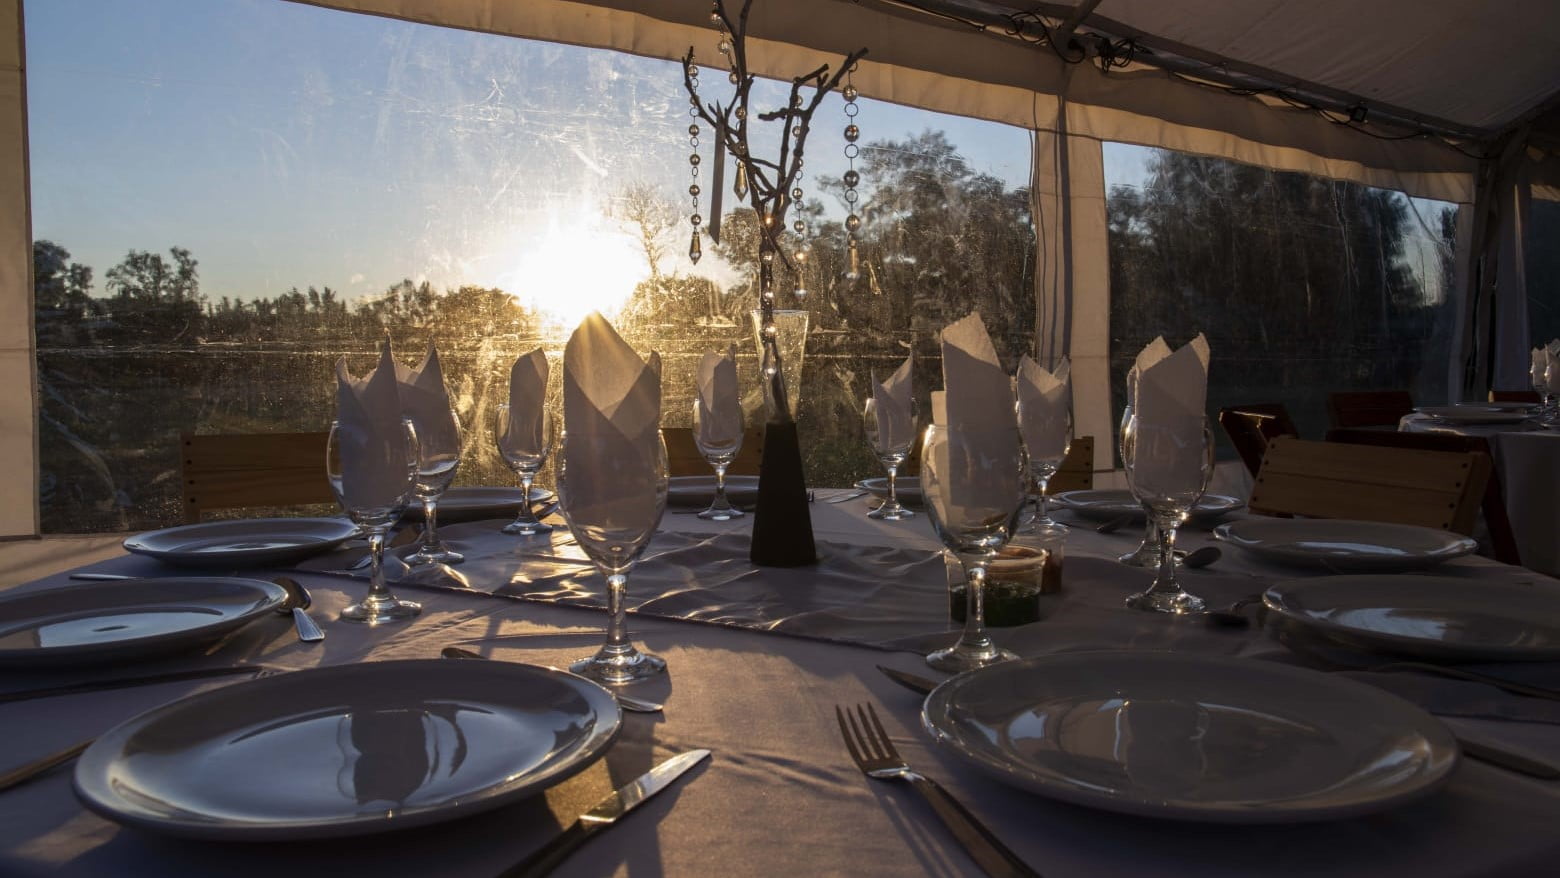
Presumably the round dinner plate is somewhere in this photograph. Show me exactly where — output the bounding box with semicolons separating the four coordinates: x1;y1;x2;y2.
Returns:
1264;576;1560;662
857;476;923;506
1414;405;1532;425
404;486;554;523
923;652;1458;823
0;577;287;667
124;517;360;568
1052;489;1244;524
667;475;760;508
75;659;622;840
1213;519;1476;572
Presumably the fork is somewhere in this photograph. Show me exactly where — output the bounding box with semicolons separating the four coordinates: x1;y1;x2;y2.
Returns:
836;703;1040;878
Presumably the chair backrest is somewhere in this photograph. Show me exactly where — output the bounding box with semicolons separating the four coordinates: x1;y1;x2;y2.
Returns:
1250;435;1490;535
180;431;335;523
1489;389;1542;404
1326;390;1415;429
1218;403;1298;476
664;425;765;477
1048;436;1095;493
1325;428;1521;564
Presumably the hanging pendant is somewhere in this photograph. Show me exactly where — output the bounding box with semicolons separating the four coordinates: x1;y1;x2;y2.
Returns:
689;229;703;264
846;238;860;280
733;162;749;200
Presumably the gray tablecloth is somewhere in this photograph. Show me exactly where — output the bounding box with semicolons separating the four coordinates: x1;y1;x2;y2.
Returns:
2;494;1559;877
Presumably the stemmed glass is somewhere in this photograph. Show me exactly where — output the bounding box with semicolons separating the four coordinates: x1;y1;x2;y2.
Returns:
923;422;1028;672
1122;413;1215;613
1543;359;1559;426
495;403;554;536
326;418;422;624
560;430;671;685
1116;402;1161;567
692;401;744;521
864;396;915;521
407;408;464;566
1017;402;1071;536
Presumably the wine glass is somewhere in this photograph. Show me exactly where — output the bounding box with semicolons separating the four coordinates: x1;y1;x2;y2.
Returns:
559;429;671;685
407;408;464;566
863;396;915;521
1017;399;1071;536
1122;413;1215;613
495;403;554;536
1544;359;1560;426
326;418;422;624
1116;402;1162;567
922;422;1027;672
692;400;744;521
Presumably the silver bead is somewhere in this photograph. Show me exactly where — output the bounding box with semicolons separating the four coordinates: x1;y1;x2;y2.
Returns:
791;93;804;108
718;39;732;55
735;107;746;120
689;123;700;136
689;153;701;166
709;11;721;24
843;170;860;188
846;214;861;232
728;71;739;84
843;84;859;101
691;214;702;226
689;183;701;196
844;124;859;142
793;220;806;233
761;249;776;264
791;187;803;200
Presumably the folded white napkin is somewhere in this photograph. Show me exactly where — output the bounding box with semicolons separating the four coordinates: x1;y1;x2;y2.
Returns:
1533;347;1548;388
1016;355;1070;463
1129;334;1210;499
394;345;458;461
1127;336;1171;408
937;312;1022;517
561;313;665;547
870;356;915;454
695;346;743;448
501;347;549;459
334;343;408;511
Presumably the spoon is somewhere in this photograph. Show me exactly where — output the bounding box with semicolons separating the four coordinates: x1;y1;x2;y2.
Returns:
1180;546;1222;569
1204;594;1263;627
271;576;324;642
1096;514;1134;534
440;646;664;713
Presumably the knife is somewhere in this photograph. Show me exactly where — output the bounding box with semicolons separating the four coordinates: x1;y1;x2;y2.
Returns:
501;749;711;878
877;664;943;696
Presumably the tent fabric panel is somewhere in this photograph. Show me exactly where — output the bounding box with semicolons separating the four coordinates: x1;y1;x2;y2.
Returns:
1;0;34;536
1095;0;1560;133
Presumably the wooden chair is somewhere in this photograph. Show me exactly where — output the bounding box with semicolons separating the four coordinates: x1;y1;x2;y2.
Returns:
180;431;335;523
664;425;765;477
1326;390;1415;429
1048;436;1095;493
1250;436;1490;535
1489;390;1542;404
1218;403;1298;476
1326;428;1522;565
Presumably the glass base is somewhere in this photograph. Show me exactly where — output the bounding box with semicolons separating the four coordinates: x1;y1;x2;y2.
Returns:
698;505;745;521
408;546;464;565
340;595;422;624
868;499;914;521
1124;588;1207;614
1021;517;1070;537
926;643;1017;673
571;648;667;685
502;519;553;536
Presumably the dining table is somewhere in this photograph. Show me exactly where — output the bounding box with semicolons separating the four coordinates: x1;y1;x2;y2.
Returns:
2;488;1559;877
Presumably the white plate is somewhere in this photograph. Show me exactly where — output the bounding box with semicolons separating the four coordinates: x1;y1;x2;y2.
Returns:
1213;519;1476;572
858;476;923;506
75;659;621;840
405;486;554;523
1264;576;1560;662
1052;489;1244;524
923;652;1457;823
125;518;360;568
0;577;287;667
1415;405;1532;424
667;475;760;508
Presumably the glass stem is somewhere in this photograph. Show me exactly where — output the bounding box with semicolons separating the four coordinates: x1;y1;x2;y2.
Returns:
1150;517;1179;593
422;498;440;551
604;572;631;655
366;530;389;600
886;462;899;505
955;557;996;654
519;473;536;524
1037;474;1051;521
713;462;730;509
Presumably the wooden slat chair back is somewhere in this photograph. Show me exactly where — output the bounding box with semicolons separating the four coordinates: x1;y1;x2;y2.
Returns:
1218;403;1298;476
1326;428;1522;565
1250;436;1490;535
1326;390;1415;429
1489;390;1542;404
664;425;765;477
181;431;335;523
1047;436;1095;493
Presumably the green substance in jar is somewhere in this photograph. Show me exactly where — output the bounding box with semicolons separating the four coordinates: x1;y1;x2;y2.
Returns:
949;580;1041;627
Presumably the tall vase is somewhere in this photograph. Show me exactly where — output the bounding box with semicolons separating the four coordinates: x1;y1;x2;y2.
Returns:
748;308;817;567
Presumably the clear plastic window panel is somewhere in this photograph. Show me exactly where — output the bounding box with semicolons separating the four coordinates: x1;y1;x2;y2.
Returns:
1528;198;1560;347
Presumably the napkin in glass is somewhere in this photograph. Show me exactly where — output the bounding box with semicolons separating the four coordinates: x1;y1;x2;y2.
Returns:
1129;334;1210;498
1127;336;1171;408
1545;340;1560;393
394;344;459;462
501;347;549;458
870;356;915;454
937;312;1021;516
1016;355;1070;461
695;345;742;448
334;343;407;511
562;313;664;546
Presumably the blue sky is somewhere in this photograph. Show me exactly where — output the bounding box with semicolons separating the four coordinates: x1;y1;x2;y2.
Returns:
25;0;1041;319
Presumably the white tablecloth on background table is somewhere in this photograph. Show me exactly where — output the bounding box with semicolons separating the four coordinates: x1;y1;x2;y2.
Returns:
2;495;1559;877
1400;413;1560;574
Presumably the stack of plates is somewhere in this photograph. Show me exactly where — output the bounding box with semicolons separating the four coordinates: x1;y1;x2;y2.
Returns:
1415;405;1532;425
124;518;360;568
1213;519;1476;572
1052;489;1243;524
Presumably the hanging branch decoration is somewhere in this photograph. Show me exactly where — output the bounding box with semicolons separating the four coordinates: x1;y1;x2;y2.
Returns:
683;0;867;423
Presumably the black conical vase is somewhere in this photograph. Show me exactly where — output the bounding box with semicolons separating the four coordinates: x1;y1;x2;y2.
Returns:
749;418;816;567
